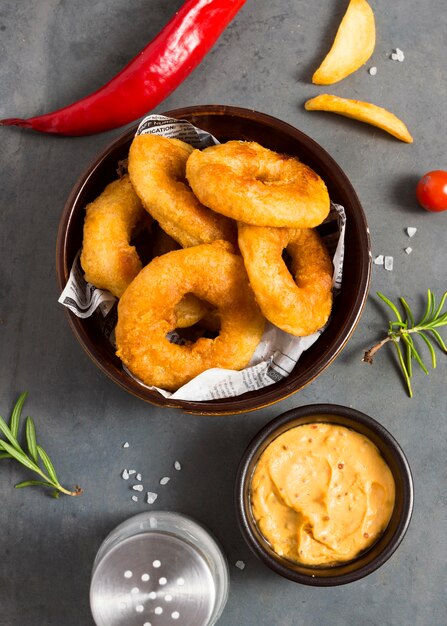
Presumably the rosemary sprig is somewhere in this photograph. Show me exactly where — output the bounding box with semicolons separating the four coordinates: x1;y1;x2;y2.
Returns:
0;392;83;498
363;290;447;397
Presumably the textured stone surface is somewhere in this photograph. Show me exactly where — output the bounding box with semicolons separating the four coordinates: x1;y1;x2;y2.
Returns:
0;1;446;624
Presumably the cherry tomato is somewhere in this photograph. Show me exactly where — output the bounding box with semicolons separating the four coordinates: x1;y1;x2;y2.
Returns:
416;170;447;212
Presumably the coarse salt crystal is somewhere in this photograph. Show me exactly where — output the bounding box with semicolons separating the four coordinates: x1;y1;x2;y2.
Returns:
146;492;158;504
174;461;181;471
160;477;171;485
406;227;417;237
235;560;246;570
123;442;129;448
405;247;413;255
136;473;142;481
121;469;129;480
128;469;136;475
369;66;377;76
131;495;138;502
374;255;384;265
133;484;144;492
384;256;394;271
391;52;399;60
396;48;405;61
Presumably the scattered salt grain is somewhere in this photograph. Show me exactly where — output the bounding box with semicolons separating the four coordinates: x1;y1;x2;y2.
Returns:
174;461;181;471
121;469;129;480
136;473;142;481
406;227;417;237
128;469;136;475
133;484;144;492
404;247;413;255
146;492;158;504
131;495;138;502
384;256;394;271
123;442;130;448
374;255;384;265
124;570;133;578
160;477;171;485
368;66;377;76
235;560;246;570
391;48;405;62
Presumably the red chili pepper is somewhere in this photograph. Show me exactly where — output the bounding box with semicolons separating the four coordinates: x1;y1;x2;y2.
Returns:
0;0;247;136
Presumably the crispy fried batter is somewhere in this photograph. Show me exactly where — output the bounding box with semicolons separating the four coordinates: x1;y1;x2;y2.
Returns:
238;224;333;336
128;135;235;247
186;141;330;228
115;241;265;391
80;175;145;298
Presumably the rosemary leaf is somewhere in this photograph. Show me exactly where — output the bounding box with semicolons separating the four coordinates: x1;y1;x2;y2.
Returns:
402;335;429;375
392;339;412;397
418;332;437;368
37;446;59;484
419;289;434;325
25;417;38;464
400;297;414;327
377;292;403;322
15;480;55;489
10;391;27;438
433;292;447;319
429;329;447;352
0;414;23;453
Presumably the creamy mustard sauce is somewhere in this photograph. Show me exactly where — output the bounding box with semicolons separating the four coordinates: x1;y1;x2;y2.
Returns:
250;423;395;565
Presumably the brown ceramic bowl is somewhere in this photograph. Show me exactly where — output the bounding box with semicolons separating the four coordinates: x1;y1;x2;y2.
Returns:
235;404;414;586
56;105;371;415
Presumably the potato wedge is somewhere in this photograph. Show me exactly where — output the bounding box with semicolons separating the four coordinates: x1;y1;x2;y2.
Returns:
313;0;375;85
304;94;413;143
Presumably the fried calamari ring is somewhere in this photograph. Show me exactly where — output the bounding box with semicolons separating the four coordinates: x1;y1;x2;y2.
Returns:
115;241;265;391
150;223;215;329
238;224;333;336
186;141;330;228
80;175;145;298
128;135;235;248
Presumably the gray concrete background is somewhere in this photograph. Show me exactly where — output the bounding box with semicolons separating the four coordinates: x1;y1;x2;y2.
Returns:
0;1;446;624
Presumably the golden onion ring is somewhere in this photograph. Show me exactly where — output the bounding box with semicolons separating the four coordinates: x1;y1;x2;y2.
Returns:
186;140;330;228
115;241;265;391
128;134;235;247
80;175;145;298
238;224;333;336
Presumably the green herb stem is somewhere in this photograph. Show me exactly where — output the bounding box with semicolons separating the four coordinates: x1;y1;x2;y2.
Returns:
363;290;447;397
0;393;83;497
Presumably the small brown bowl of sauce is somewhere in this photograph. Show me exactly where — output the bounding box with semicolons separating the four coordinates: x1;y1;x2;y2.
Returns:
235;404;413;586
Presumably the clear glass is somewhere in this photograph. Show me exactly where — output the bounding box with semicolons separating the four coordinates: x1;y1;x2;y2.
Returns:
90;511;229;626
